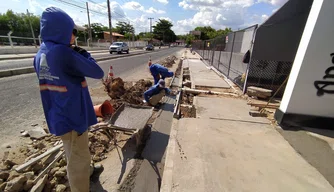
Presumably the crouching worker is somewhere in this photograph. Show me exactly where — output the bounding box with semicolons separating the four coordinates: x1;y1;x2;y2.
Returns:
149;60;174;84
144;79;170;106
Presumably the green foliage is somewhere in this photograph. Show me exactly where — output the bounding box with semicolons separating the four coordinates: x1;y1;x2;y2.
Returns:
0;10;40;37
114;21;135;35
194;26;232;40
153;19;176;43
185;35;195;45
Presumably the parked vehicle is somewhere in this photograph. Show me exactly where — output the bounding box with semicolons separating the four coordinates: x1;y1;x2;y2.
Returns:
145;44;154;51
109;42;129;54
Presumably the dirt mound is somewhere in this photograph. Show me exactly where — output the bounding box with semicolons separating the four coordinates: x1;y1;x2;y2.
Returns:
159;55;177;68
103;77;126;99
103;78;152;110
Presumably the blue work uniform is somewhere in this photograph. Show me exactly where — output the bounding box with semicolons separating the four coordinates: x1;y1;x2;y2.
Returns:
144;84;170;103
149;64;174;84
33;7;104;136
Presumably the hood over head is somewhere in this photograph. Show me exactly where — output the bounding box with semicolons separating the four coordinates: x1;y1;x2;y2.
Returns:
40;7;74;45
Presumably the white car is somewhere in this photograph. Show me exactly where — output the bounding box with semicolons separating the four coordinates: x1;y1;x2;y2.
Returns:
109;42;129;54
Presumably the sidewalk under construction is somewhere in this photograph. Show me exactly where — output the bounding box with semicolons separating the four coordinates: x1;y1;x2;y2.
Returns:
160;51;334;192
0;50;183;192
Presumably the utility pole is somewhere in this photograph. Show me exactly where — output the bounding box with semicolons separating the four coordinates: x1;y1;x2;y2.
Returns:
107;0;113;43
148;17;154;33
26;9;37;48
86;2;92;45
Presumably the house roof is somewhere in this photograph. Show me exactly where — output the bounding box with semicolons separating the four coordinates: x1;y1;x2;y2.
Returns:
103;32;124;37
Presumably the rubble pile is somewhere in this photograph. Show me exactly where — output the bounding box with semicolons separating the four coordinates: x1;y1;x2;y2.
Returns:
0;129;120;192
159;55;177;68
103;78;153;110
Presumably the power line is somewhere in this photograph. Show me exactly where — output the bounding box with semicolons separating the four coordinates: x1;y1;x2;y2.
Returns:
86;0;129;20
53;0;107;17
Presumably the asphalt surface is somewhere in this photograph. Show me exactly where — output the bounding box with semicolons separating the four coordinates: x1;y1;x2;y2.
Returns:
0;47;182;149
0;49;147;70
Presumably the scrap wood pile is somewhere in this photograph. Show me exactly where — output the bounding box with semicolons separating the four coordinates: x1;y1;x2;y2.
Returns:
102;77;152;110
247;98;280;119
0;128;122;192
158;55;177;68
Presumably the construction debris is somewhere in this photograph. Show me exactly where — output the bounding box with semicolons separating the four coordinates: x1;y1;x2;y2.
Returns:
103;78;153;111
159;55;177;68
247;86;272;99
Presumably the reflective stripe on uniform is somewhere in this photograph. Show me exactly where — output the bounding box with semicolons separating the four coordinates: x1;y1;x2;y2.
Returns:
40;84;68;92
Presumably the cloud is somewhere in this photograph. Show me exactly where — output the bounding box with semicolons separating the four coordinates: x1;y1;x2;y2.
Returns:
156;0;169;5
145;7;165;14
28;0;45;14
175;1;249;34
122;1;144;11
123;1;165;14
257;0;288;6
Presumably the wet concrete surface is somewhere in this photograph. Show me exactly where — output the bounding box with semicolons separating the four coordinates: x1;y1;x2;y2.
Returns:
0;47;182;150
130;96;176;192
112;105;153;131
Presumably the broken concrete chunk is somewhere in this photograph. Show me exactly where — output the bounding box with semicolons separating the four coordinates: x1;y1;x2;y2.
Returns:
56;184;66;192
4;175;27;192
23;179;34;191
21;130;30;137
7;170;20;181
23;171;35;180
30;174;47;192
50;167;60;176
54;170;66;178
28;126;47;139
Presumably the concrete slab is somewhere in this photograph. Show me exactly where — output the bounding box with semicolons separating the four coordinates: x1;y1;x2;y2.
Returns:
168;118;334;192
186;59;230;89
194;96;269;124
162;96;334;192
90;138;137;192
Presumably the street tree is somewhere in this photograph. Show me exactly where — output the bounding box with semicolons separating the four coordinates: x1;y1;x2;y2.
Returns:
114;21;135;35
153;19;176;43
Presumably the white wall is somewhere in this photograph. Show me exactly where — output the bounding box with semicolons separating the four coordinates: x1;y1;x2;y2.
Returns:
280;0;334;118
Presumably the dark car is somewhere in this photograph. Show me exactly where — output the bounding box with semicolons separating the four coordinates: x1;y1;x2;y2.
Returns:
145;44;154;51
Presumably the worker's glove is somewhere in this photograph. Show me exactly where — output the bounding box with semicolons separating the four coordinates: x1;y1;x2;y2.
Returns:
73;46;88;55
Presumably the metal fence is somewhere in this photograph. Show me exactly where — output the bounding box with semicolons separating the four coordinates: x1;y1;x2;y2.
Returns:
192;25;258;89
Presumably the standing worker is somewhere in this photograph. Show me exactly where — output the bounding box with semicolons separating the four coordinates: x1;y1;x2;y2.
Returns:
33;7;104;192
148;57;174;84
144;79;170;106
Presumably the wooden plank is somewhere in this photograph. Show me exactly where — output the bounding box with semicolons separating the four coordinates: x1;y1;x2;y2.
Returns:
15;144;63;172
33;151;65;183
248;86;273;93
247;102;280;107
247;89;271;97
249;111;267;117
250;104;279;109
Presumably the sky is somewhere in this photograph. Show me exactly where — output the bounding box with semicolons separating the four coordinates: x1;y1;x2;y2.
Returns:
0;0;288;35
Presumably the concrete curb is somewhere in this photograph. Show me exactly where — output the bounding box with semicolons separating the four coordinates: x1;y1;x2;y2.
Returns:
0;67;35;78
0;50;109;61
0;48;167;78
160;119;178;192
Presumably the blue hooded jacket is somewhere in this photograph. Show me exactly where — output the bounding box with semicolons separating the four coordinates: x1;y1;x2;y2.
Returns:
149;64;174;84
33;7;104;136
144;84;170;102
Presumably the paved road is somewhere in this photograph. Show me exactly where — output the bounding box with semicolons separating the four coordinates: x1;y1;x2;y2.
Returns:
0;47;182;148
0;49;148;70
